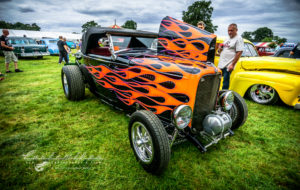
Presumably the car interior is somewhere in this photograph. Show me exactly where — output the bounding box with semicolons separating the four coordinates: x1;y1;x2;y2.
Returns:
87;34;157;57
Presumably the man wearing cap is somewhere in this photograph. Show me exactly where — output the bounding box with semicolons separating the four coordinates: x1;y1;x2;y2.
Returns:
0;29;23;73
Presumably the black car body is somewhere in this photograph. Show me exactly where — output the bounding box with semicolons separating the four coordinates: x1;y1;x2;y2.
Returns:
61;16;248;174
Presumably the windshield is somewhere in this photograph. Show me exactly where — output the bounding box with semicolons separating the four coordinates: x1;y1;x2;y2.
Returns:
49;40;57;43
10;39;25;44
10;38;37;45
242;43;259;57
26;39;37;44
111;36;131;51
111;35;156;51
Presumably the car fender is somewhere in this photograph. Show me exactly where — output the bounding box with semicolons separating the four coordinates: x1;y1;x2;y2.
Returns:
230;70;300;106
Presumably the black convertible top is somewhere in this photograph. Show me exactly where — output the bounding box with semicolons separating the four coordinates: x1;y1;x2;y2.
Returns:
81;27;158;54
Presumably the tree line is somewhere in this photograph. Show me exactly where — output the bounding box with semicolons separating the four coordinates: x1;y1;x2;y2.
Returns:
242;27;287;44
0;20;41;31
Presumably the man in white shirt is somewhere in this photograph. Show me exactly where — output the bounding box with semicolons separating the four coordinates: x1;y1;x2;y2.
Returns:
218;23;244;89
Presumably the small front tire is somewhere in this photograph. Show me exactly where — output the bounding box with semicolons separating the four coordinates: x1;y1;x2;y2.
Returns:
129;110;171;175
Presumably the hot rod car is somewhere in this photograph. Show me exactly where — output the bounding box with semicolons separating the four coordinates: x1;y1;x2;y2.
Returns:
61;16;248;174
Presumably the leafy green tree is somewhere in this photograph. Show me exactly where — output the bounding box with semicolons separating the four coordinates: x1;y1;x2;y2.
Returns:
182;0;217;33
31;23;41;31
241;31;254;42
262;37;273;42
81;20;99;33
268;42;277;49
252;27;273;42
122;20;137;30
0;20;41;31
273;35;287;44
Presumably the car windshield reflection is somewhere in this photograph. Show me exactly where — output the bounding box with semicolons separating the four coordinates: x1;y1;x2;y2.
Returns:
111;35;157;52
242;43;259;57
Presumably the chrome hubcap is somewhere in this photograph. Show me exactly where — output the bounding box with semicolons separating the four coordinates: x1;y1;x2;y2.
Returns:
229;103;238;123
131;122;154;163
250;84;275;104
63;74;69;96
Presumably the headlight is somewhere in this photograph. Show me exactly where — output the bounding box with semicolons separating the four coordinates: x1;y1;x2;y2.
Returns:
220;91;234;111
173;105;192;130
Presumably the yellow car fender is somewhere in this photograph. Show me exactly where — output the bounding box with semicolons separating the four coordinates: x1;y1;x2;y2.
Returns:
230;71;300;106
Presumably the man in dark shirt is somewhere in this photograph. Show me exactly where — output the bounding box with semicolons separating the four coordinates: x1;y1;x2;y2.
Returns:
290;42;300;58
0;29;23;73
57;36;69;64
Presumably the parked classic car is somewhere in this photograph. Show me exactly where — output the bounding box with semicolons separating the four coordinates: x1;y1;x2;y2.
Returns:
273;47;300;59
256;46;275;56
215;37;300;108
6;36;49;58
254;42;275;56
38;38;59;55
61;16;248;174
66;41;76;49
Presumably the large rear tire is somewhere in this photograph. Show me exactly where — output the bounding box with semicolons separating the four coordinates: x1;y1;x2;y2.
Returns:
61;65;85;101
129;110;171;175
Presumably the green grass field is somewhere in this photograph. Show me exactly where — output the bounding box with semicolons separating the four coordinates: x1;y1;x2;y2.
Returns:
0;54;299;190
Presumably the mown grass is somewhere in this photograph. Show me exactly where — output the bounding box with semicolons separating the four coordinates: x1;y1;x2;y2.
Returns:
0;54;299;190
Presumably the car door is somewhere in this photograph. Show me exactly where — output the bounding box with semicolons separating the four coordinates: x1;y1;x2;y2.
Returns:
83;47;129;104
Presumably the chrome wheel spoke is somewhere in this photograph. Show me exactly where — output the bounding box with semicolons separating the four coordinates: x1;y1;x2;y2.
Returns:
250;84;275;104
144;145;152;156
131;122;154;163
63;74;69;95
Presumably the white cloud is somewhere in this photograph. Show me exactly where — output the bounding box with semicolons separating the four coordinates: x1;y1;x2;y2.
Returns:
0;0;299;42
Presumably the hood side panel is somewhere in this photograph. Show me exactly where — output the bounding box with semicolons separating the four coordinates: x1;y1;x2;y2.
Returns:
158;16;217;63
86;54;217;125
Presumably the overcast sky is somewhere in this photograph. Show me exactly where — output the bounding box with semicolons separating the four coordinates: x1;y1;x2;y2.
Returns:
0;0;299;42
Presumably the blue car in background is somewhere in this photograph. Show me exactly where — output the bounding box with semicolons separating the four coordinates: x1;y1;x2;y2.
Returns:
38;38;59;55
66;41;76;49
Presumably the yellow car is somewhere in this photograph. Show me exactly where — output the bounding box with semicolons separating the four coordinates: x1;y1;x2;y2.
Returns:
215;37;300;109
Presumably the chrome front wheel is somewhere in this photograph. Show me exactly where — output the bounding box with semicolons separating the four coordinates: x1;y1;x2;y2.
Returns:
131;121;154;163
249;84;279;105
63;74;69;96
129;110;171;175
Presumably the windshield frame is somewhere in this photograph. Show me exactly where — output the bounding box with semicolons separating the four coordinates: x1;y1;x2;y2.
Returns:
242;42;259;57
110;35;157;53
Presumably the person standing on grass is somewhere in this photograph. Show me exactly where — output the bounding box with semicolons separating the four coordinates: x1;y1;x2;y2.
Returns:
57;36;69;64
63;37;70;63
77;39;82;52
0;29;23;73
218;23;244;90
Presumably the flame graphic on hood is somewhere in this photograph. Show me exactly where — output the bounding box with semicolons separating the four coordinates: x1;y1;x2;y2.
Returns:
158;16;216;62
86;54;216;120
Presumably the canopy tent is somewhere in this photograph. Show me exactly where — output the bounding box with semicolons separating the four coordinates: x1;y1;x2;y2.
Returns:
0;29;82;40
255;42;272;48
109;24;121;29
